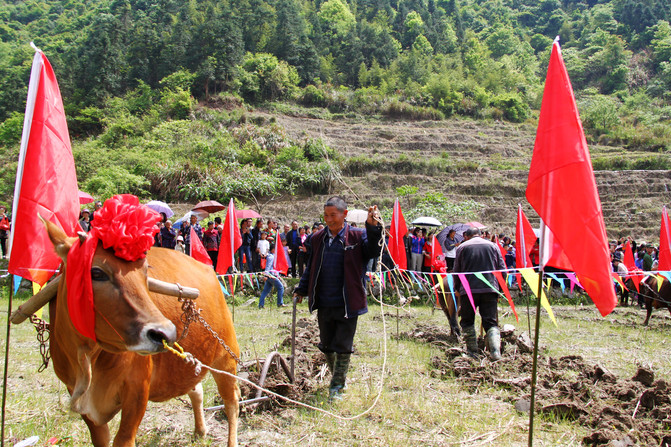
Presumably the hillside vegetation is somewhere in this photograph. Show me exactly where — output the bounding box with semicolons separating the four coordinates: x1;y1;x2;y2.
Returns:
0;0;670;239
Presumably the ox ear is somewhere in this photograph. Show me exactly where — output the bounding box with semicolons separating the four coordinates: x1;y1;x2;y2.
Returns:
41;215;75;261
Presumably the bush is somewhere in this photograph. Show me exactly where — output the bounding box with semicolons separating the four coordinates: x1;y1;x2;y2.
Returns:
0;112;23;147
300;85;327;107
84;165;149;199
491;93;530;123
381;99;444;120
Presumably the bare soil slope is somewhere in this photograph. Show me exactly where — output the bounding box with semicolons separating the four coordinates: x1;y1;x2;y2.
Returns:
260;113;671;241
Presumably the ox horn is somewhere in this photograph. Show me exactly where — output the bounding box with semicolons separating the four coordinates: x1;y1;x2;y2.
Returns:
10;276;200;325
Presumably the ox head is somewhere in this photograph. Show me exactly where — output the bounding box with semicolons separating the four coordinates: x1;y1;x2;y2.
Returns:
45;219;177;354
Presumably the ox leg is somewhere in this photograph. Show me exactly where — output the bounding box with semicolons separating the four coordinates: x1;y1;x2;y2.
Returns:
188;383;208;438
643;299;652;326
82;414;111;447
211;361;240;447
113;382;150;447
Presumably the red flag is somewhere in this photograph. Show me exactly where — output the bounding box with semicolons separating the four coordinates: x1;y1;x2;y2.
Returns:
525;39;616;316
659;206;671;271
388;199;408;269
515;205;536;269
190;227;212;266
9;47;80;285
216;199;242;274
274;231;289;275
623;240;643;292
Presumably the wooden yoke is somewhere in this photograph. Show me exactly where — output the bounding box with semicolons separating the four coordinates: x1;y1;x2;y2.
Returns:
10;275;200;324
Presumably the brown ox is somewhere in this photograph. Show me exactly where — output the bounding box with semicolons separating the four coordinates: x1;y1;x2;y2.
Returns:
633;275;671;326
45;220;240;447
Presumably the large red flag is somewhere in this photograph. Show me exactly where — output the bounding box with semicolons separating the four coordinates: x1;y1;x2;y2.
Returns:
658;206;671;271
515;205;536;269
9;47;80;285
190;226;212;266
525;38;616;317
216;199;242;274
388;199;408;269
274;232;289;275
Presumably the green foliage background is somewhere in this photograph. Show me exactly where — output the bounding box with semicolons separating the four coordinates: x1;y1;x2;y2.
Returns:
1;0;670;208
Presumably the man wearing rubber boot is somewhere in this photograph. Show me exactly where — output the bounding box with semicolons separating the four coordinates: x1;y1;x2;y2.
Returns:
453;227;506;360
294;197;382;400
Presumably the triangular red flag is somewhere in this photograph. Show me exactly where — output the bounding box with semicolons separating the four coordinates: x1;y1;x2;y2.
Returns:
190;226;212;266
216;199;242;274
658;206;671;271
388;199;408;270
525;38;616;317
623;240;642;292
493;270;518;322
274;231;289;276
8;48;80;285
515;204;536;269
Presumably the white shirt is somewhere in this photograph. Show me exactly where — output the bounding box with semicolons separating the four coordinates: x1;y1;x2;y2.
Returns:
257;239;270;256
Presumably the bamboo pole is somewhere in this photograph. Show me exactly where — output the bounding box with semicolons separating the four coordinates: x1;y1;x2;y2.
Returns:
527;268;544;447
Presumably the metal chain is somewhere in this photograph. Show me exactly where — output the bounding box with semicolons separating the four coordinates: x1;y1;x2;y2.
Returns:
177;295;242;366
29;314;51;373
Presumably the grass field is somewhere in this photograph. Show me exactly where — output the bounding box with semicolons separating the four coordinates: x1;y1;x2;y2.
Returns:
1;289;669;446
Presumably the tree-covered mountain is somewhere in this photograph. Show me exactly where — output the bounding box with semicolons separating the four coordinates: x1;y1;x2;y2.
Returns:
0;0;670;218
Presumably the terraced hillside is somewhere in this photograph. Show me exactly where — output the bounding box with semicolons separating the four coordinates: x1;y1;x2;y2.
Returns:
258;113;671;242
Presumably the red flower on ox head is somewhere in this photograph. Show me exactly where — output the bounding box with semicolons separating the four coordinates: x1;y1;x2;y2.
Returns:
91;194;160;261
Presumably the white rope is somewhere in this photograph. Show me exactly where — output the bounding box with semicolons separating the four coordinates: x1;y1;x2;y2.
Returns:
171;213;391;421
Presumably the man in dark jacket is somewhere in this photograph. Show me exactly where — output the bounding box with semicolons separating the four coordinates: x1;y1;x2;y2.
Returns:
294;197;382;400
453;227;506;360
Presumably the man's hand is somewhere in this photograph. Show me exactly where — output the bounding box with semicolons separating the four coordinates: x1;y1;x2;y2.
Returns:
367;205;381;226
293;293;304;304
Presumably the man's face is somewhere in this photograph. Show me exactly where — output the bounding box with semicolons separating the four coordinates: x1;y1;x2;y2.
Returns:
165;221;172;229
323;206;347;234
284;224;290;233
190;215;197;224
292;221;298;230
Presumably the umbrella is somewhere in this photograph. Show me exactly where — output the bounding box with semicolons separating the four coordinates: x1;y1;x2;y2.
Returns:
411;216;442;227
173;210;209;229
436;223;471;248
235;209;261;219
192;200;226;213
145;200;174;218
78;190;94;204
465;221;487;229
346;209;368;224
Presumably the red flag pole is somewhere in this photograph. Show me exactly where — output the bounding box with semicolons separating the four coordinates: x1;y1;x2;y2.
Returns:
528;222;547;447
1;274;14;447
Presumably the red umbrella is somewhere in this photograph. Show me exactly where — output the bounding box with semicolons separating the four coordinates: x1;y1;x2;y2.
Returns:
235;209;261;219
464;221;487;229
78;190;94;204
192;200;226;213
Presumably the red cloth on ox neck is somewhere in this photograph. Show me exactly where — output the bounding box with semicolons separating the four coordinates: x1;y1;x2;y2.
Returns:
65;194;160;341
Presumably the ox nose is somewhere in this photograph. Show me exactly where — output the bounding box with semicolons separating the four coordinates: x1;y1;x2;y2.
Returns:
144;321;177;348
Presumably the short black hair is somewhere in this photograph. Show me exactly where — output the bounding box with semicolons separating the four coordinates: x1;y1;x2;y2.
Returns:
214;217;222;224
324;196;347;212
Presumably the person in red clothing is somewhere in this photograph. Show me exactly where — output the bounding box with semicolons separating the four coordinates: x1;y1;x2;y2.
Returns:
0;205;10;259
202;221;219;269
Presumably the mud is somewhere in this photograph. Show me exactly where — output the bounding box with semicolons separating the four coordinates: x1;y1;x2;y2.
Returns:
405;324;671;446
227;317;326;414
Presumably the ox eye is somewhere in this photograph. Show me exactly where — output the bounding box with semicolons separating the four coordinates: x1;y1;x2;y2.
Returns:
91;267;109;282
